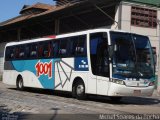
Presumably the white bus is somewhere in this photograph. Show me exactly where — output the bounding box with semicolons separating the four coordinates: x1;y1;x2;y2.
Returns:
3;29;155;100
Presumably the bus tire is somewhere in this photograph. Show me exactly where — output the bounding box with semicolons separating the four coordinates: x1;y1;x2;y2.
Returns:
74;80;86;100
16;76;24;91
72;85;76;98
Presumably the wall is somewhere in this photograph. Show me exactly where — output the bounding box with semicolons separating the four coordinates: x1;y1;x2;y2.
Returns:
0;42;7;76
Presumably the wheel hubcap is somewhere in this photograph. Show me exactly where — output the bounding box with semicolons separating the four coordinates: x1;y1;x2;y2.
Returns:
76;85;84;95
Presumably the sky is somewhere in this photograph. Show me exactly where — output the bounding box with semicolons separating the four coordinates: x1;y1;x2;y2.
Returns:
0;0;55;22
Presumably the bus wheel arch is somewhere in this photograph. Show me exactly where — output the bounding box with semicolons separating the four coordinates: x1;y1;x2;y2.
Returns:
72;77;86;100
16;75;24;91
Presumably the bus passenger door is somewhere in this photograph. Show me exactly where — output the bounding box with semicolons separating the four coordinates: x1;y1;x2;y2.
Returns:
90;32;110;95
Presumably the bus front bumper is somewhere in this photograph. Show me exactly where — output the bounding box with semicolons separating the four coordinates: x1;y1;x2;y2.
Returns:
108;83;154;97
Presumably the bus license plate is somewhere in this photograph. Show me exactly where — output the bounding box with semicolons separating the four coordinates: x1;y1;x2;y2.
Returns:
133;90;141;96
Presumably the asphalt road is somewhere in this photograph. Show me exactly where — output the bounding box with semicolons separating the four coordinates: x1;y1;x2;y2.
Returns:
0;82;160;120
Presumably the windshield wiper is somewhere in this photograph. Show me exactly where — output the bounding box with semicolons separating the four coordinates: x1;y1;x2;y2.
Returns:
138;71;143;77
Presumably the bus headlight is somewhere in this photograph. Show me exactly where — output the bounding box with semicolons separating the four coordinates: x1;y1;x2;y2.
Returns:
112;79;125;85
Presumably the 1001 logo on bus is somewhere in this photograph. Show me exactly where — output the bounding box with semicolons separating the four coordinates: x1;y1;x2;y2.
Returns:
35;60;52;79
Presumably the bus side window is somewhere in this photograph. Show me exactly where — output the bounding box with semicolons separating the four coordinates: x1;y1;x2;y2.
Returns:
19;46;25;59
25;45;30;58
15;46;20;59
30;44;38;58
76;36;87;56
5;47;9;61
71;35;87;57
38;43;43;58
52;41;59;58
5;47;14;61
59;39;68;57
67;36;76;57
42;42;51;58
70;37;78;56
47;42;51;57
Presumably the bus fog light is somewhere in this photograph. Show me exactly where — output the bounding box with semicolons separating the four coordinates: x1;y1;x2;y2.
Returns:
149;81;155;86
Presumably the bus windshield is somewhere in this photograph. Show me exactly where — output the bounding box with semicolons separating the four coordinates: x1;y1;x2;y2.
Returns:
110;31;155;79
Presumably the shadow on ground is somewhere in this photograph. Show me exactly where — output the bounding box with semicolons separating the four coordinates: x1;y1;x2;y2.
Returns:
0;104;60;120
9;87;160;106
15;108;59;120
87;95;160;105
0;104;97;120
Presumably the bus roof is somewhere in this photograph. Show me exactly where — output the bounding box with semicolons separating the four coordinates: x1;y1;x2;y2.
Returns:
5;28;136;47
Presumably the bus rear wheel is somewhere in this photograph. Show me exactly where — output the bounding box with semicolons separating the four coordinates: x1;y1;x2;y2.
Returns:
16;76;24;91
73;81;86;100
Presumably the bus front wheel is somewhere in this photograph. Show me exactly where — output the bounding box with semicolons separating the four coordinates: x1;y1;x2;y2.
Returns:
72;80;86;100
16;76;24;91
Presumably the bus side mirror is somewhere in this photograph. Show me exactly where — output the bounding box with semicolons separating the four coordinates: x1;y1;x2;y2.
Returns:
108;45;114;58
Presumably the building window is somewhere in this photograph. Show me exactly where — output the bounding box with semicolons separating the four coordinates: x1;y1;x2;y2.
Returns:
131;6;157;28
